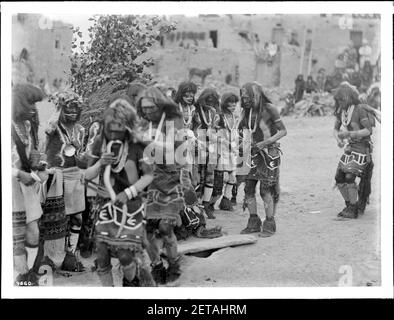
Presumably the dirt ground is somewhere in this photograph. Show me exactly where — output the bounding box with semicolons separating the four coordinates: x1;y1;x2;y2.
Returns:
40;111;380;287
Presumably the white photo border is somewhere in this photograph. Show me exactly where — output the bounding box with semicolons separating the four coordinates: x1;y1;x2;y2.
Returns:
1;1;393;299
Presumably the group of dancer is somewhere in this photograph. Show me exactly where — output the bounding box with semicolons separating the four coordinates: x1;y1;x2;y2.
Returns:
11;77;378;287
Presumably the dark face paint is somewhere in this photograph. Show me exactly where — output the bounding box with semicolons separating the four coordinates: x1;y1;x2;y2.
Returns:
205;96;216;109
336;95;350;111
241;88;252;109
61;102;81;123
182;91;194;106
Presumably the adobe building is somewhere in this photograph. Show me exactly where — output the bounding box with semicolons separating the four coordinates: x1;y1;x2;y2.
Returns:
12;13;73;91
146;14;380;90
11;13;380;93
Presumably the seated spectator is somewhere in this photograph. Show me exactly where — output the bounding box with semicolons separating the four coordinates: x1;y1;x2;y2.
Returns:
324;75;334;93
303;95;326;117
294;74;305;102
305;75;318;94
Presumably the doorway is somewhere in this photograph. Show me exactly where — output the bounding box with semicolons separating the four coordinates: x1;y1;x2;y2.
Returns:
209;30;218;48
350;30;363;49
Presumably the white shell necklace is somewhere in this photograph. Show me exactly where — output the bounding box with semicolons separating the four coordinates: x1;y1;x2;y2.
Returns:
180;103;193;127
223;112;237;130
200;108;212;127
248;109;258;133
99;138;128;173
110;141;129;173
341;105;355;127
58;122;76;145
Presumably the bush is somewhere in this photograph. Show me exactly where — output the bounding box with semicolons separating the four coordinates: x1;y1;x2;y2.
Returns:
68;14;176;126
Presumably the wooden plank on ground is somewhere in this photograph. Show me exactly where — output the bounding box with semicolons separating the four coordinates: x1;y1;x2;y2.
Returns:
177;234;258;255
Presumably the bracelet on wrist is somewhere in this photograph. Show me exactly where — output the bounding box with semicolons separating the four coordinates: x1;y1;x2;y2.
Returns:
128;185;138;199
124;188;133;200
30;171;42;183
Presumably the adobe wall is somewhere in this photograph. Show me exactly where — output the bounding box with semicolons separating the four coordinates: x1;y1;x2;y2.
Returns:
12;14;73;89
150;14;380;90
11;13;380;93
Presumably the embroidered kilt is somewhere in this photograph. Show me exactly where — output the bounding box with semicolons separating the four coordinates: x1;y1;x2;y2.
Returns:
337;149;371;177
94;197;146;249
247;144;281;188
144;165;184;226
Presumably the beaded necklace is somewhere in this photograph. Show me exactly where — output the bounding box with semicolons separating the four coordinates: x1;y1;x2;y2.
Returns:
200;108;212;127
110;141;129;173
180;103;193;127
248;109;258;133
223;112;237;130
341;105;355;127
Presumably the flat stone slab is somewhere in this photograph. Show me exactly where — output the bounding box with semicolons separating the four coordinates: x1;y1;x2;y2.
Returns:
177;234;258;255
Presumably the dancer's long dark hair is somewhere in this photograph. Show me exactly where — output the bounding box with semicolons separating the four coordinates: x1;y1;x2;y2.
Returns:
174;81;197;105
239;82;272;128
332;82;360;117
12;83;44;149
195;88;220;128
136;86;182;121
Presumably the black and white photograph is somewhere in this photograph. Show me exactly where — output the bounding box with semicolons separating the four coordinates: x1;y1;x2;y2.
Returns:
1;1;393;300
